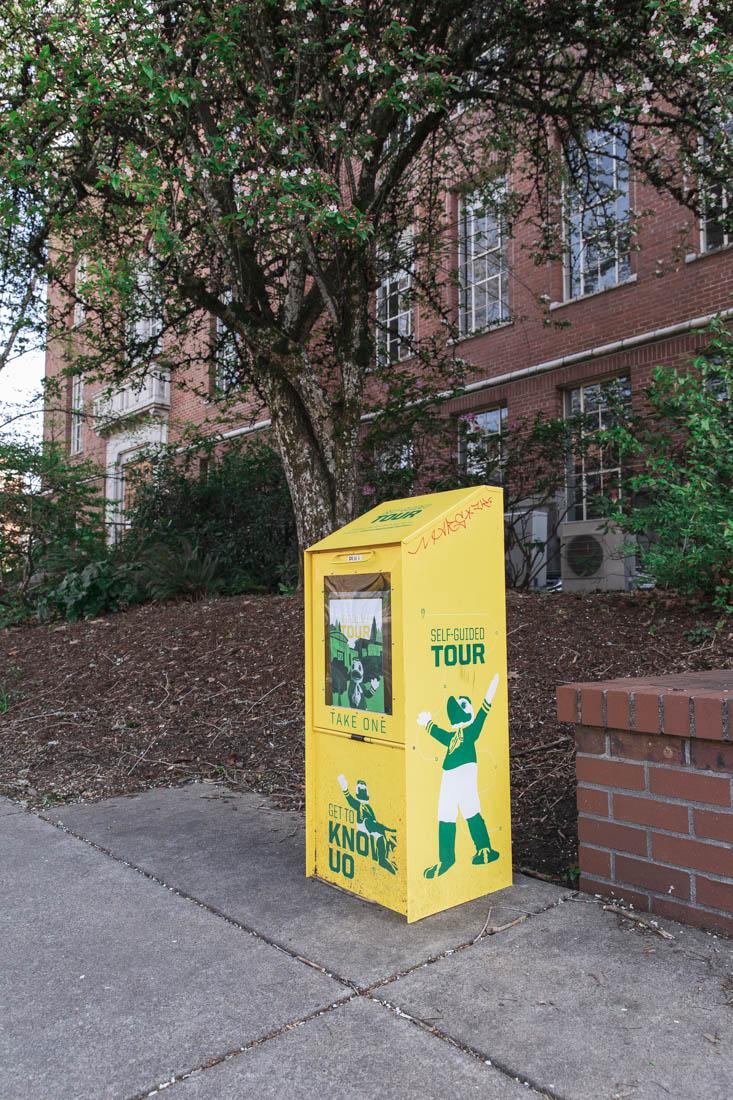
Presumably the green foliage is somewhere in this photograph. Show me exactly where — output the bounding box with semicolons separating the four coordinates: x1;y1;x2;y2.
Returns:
0;441;107;624
565;864;581;885
683;623;715;647
0;437;297;624
2;0;731;547
122;439;298;595
610;325;733;614
362;408;599;589
38;559;145;623
136;540;224;603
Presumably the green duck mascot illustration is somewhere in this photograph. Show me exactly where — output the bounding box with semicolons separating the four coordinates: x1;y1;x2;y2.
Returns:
417;672;501;879
337;774;398;875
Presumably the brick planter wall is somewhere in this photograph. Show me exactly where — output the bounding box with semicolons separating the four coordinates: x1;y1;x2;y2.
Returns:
557;671;733;936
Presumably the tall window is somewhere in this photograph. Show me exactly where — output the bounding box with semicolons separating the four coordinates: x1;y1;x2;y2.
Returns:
70;374;83;454
73;256;87;328
458;404;508;479
212;290;242;393
376;235;413;365
564;128;631;300
128;257;162;359
565;376;631;521
458;191;508;335
701;183;731;253
700;119;732;254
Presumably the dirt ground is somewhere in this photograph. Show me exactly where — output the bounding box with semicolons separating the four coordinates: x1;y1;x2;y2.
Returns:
1;591;731;878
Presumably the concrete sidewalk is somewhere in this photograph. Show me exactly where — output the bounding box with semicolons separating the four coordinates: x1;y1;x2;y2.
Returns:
1;784;732;1099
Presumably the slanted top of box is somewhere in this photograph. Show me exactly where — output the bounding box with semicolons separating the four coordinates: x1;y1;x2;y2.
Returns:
305;485;502;553
556;671;733;741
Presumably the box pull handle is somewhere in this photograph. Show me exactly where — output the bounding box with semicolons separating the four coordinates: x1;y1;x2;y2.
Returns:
331;551;375;564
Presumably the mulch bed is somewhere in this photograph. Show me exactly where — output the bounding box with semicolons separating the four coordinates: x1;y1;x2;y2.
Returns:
1;591;731;878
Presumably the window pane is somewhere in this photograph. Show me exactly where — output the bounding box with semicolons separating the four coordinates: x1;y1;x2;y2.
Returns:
565;375;630;519
565;127;630;300
376;234;413;364
476;409;500;434
472;300;488;332
460;404;507;477
585;473;602;517
458;189;508;334
704;215;726;251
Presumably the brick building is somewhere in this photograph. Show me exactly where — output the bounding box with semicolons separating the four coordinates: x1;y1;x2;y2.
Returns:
45;131;733;589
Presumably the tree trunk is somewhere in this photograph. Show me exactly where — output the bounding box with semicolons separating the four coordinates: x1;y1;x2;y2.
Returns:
263;369;360;564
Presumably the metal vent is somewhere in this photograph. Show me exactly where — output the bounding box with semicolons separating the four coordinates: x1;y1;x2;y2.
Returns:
566;534;604;578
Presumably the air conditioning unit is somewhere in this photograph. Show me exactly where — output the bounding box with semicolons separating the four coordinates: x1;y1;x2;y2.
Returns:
505;509;548;591
559;520;634;592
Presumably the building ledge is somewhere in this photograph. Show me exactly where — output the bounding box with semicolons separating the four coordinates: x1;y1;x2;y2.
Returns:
549;274;638;311
447;319;514;346
684;243;733;264
93;372;170;435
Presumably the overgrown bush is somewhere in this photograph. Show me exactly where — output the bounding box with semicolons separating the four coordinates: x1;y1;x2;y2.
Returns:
609;326;733;614
39;559;145;622
122;439;298;595
0;437;298;625
0;441;108;624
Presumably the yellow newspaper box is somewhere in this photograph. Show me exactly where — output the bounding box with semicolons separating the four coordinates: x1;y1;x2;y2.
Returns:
304;486;511;922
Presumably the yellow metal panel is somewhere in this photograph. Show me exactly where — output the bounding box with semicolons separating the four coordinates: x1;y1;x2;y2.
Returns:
402;486;511;920
304;549;316;877
312;733;406;916
305;485;511;921
305;487;481;552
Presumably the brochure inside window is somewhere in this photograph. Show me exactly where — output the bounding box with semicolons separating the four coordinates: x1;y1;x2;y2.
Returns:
325;573;392;715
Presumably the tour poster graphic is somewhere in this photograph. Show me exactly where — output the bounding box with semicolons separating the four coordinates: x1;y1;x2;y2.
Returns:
325;573;392;715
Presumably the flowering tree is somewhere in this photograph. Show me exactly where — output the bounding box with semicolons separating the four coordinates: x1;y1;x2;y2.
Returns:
1;0;731;549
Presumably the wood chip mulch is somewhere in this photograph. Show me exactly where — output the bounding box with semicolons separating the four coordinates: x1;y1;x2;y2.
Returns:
1;590;731;879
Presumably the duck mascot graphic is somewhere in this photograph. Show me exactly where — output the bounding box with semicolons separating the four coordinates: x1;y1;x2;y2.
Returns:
417;672;501;879
337;774;398;875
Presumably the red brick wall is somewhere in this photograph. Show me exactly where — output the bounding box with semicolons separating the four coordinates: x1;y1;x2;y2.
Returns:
558;673;733;937
47;176;733;456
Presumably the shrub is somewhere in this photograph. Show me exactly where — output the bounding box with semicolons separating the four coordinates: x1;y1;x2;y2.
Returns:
610;325;733;614
136;539;225;602
39;559;145;622
0;441;107;624
122;439;298;594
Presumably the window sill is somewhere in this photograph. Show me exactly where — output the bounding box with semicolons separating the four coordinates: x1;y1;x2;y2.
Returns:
447;318;513;346
684;243;733;264
550;274;637;311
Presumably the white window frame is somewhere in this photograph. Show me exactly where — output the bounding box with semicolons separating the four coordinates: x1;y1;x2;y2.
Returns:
128;255;162;360
376;234;413;366
563;128;631;301
565;376;631;521
700;182;732;253
458;189;509;336
458;405;508;478
699;118;733;254
73;256;87;328
213;290;241;393
70;374;83;454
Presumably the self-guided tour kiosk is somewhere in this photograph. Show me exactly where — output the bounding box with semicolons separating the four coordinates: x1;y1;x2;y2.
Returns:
304;486;511;922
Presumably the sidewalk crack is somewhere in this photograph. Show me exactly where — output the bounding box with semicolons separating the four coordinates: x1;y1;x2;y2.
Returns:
33;809;359;993
368;996;565;1100
125;997;357;1099
362;891;577;994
